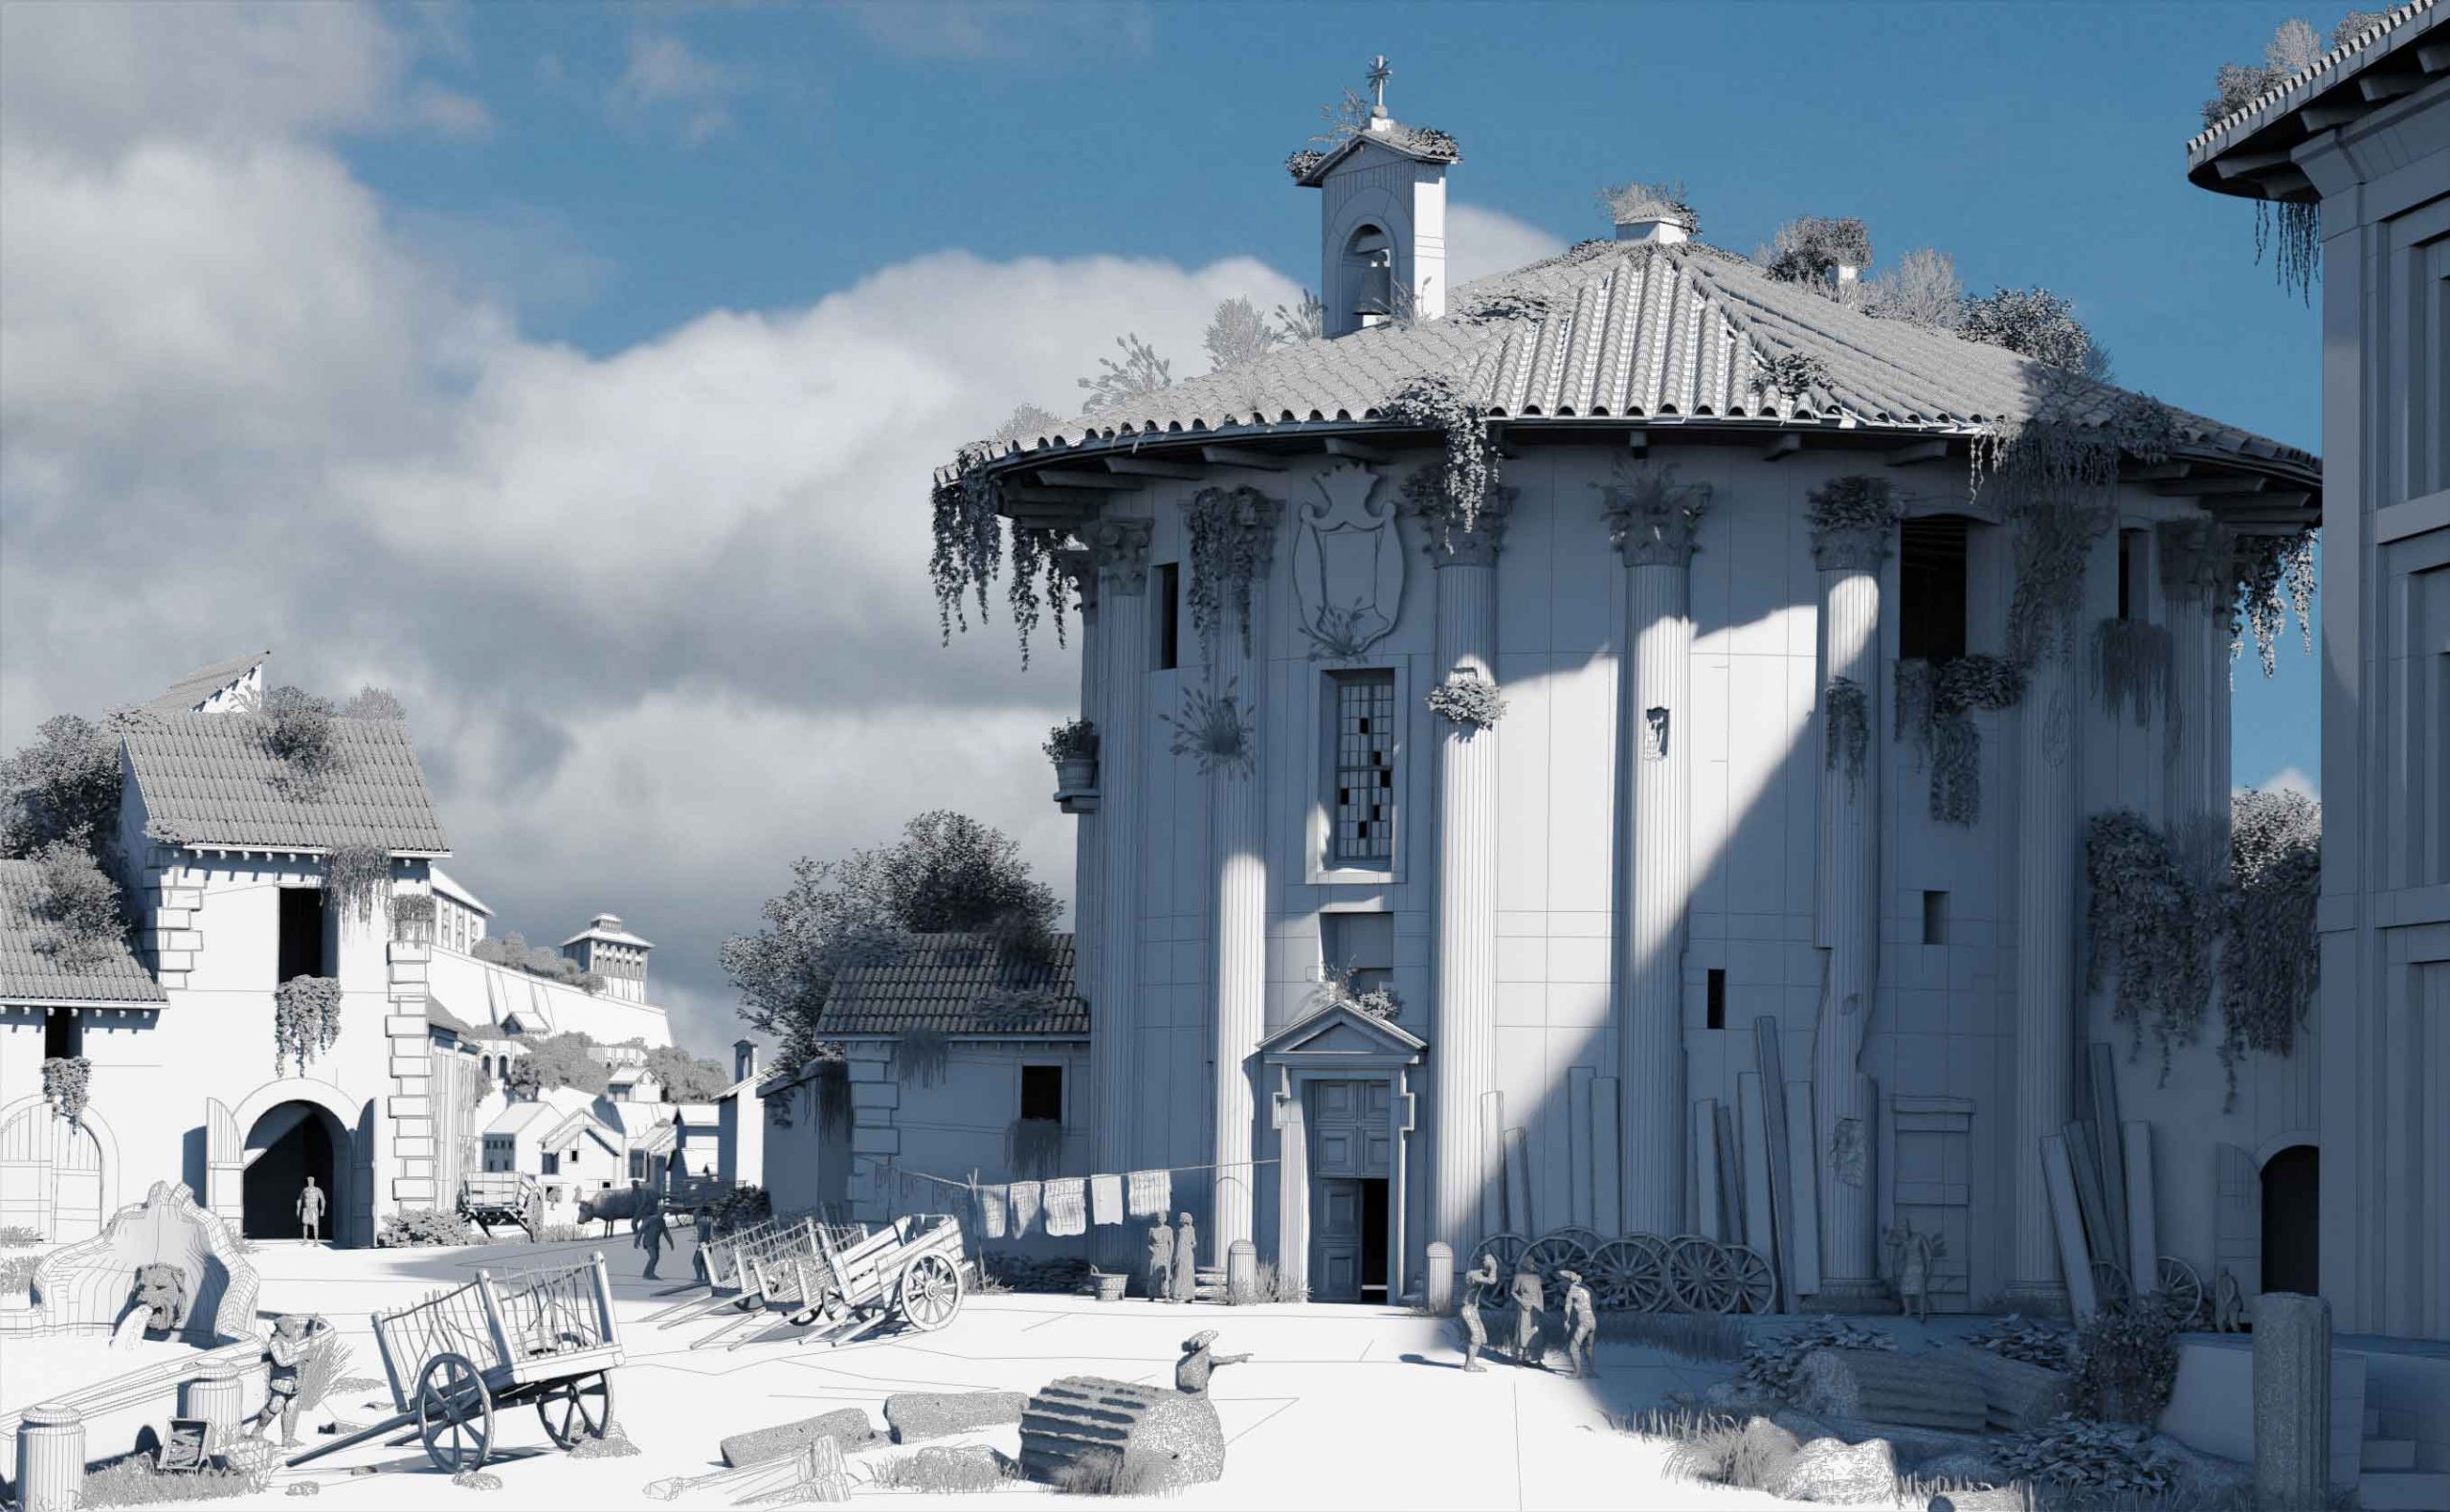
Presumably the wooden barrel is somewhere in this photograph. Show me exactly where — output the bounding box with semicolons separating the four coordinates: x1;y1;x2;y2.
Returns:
15;1402;83;1512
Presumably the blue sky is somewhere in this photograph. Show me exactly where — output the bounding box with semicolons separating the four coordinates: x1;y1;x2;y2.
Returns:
0;1;2328;1053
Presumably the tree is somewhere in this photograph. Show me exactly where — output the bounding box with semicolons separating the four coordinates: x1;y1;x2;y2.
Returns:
1203;297;1281;372
2;712;135;860
992;403;1060;443
721;811;1060;1065
2201;15;2328;126
343;686;405;721
1957;286;2111;378
1860;249;1964;331
1273;291;1325;344
1077;333;1172;413
1760;216;1873;287
505;1032;610;1100
643;1043;733;1101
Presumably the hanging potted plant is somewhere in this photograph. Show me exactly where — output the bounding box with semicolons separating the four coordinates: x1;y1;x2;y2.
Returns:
1044;718;1099;794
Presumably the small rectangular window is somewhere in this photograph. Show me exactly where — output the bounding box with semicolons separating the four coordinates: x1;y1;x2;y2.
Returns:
1899;516;1970;664
1154;563;1181;670
1329;671;1397;866
541;1151;560;1175
278;886;327;983
2117;529;2149;621
1923;890;1949;945
1322;911;1396;997
1705;968;1726;1030
1019;1064;1063;1123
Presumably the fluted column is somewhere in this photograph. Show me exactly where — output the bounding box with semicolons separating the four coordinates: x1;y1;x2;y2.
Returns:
2157;519;2228;834
2010;638;2081;1313
1606;475;1710;1236
1058;546;1125;1267
1416;498;1507;1257
1086;519;1153;1218
1810;520;1893;1310
1204;492;1281;1263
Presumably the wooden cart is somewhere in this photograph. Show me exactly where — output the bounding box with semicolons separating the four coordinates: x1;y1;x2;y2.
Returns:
457;1172;540;1240
768;1212;967;1345
290;1254;623;1474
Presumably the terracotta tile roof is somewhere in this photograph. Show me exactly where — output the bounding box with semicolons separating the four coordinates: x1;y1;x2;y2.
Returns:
969;241;2315;477
815;931;1086;1038
2186;1;2442;186
0;858;166;1007
145;652;269;714
124;712;450;854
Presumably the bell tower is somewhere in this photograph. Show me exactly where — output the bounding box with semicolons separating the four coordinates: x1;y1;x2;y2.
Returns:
1295;56;1452;338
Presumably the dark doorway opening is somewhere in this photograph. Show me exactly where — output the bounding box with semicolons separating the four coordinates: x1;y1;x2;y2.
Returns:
2261;1145;2319;1297
278;886;327;983
1359;1176;1390;1301
244;1102;341;1241
1899;516;1970;664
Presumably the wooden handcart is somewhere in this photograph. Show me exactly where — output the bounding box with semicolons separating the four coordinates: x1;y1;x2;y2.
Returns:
289;1254;623;1475
457;1172;540;1241
769;1212;967;1345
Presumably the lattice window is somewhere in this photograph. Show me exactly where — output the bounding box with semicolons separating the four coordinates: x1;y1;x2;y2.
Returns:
1331;672;1396;865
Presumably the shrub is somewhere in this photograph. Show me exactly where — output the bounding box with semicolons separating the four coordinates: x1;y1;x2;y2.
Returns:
260;686;341;799
0;1225;44;1246
26;839;129;970
377;1209;476;1248
2;713;135;860
2070;1303;2181;1423
1;1251;42;1298
870;1445;1014;1494
1994;1414;2178;1500
1654;1412;1803;1493
1958;287;2105;375
342;686;404;721
79;1454;260;1508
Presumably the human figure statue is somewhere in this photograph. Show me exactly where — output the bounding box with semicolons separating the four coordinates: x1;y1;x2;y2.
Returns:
1509;1264;1545;1368
635;1199;670;1280
1147;1216;1176;1301
1885;1221;1938;1324
1458;1253;1498;1372
2213;1268;2247;1333
297;1175;325;1243
244;1314;328;1448
1170;1212;1199;1303
1175;1329;1253;1394
692;1207;716;1286
1559;1270;1597;1380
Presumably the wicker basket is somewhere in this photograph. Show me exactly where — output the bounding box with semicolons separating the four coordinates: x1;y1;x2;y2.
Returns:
1089;1271;1129;1303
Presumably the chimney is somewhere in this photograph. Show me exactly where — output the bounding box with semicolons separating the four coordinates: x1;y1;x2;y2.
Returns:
1835;263;1860;285
734;1039;758;1084
1614;214;1691;246
1604;182;1696;247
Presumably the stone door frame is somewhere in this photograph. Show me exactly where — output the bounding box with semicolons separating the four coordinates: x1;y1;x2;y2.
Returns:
1259;1002;1423;1303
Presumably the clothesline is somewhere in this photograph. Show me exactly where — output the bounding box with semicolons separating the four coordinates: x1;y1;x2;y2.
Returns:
874;1156;1282;1190
866;1156;1284;1241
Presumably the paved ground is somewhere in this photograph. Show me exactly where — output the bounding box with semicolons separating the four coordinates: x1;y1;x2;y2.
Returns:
16;1234;1849;1510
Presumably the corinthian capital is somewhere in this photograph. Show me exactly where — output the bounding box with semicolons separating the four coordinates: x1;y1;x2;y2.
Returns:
1084;517;1154;595
1401;474;1511;568
1810;523;1892;574
2155;517;2229;610
1054;546;1100;612
1600;467;1710;568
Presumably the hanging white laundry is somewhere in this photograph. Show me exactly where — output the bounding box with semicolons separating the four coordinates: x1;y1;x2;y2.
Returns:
1009;1180;1043;1238
977;1185;1009;1240
1044;1178;1087;1237
1126;1168;1172;1219
1089;1173;1125;1227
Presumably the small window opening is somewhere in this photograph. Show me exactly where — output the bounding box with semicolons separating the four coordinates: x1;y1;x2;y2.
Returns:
1019;1064;1064;1123
2117;529;2149;621
43;1009;83;1059
1898;516;1970;664
1705;968;1726;1030
1922;891;1949;945
278;885;327;983
1154;563;1181;670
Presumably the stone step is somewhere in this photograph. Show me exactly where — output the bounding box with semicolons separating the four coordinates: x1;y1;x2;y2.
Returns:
2357;1471;2450;1512
2362;1437;2418;1472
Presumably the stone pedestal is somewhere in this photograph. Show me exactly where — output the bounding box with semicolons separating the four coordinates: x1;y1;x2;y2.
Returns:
2008;649;2080;1314
1423;1240;1455;1314
182;1362;248;1452
1225;1239;1257;1304
1087;521;1153;1247
15;1403;83;1512
2253;1292;2331;1512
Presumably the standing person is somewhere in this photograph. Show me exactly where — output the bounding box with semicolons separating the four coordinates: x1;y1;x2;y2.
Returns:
1509;1263;1545;1369
296;1176;325;1244
1170;1212;1199;1303
635;1200;670;1280
692;1206;716;1286
1558;1270;1596;1380
1458;1252;1499;1372
1147;1215;1176;1301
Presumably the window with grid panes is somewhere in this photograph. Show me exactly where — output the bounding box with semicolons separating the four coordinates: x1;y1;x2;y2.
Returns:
1331;672;1396;865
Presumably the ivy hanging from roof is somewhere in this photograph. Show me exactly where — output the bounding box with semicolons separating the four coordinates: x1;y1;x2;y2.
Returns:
1896;656;2026;827
323;843;392;928
929;441;1072;667
1381;373;1500;538
2091;617;2174;728
42;1056;90;1125
1185;486;1280;662
2226;529;2316;678
274;974;345;1077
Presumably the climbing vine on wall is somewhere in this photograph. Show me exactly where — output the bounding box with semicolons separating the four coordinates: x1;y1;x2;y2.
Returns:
323;843;391;928
1895;656;2025;826
2220;789;2321;1083
274;975;345;1077
41;1056;90;1125
1381;373;1500;537
2084;812;2219;1089
1186;486;1279;661
2090;617;2174;728
2226;529;2316;678
1824;677;1869;784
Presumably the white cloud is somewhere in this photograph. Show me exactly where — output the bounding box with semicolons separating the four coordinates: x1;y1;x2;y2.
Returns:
842;1;1154;62
612;32;742;144
1445;202;1569;290
2238;766;2320;801
0;4;1296;1056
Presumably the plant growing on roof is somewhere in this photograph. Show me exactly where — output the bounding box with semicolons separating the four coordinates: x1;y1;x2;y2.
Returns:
1077;333;1173;414
322;842;392;928
260;685;342;799
1759;216;1873;287
1185;486;1281;661
1823;678;1869;784
1273;290;1325;343
1161;681;1255;777
1858;248;1963;331
1957;286;2112;378
1203;297;1282;371
41;1056;90;1125
2226;528;2316;677
1802;476;1901;536
1310;960;1400;1020
2;708;145;863
342;686;405;721
1748;352;1830;410
2202;17;2373;301
25;838;130;971
2085;811;2219;1086
1425;673;1506;732
2219;788;2320;1091
1381;373;1500;536
1597;179;1698;233
274;975;344;1076
1283;148;1326;181
2091;617;2174;727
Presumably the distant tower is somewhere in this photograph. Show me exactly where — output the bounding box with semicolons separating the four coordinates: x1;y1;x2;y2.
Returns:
561;914;654;1003
733;1039;759;1084
1293;55;1452;337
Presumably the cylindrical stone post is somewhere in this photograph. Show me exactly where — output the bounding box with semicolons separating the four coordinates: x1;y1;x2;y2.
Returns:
1272;1078;1309;1301
1088;519;1154;1252
1810;518;1891;1310
15;1403;83;1512
182;1361;248;1452
1418;498;1505;1260
1205;493;1280;1265
1225;1238;1258;1305
1607;478;1708;1236
2254;1292;2332;1512
1424;1240;1455;1314
2010;646;2081;1314
1060;549;1126;1270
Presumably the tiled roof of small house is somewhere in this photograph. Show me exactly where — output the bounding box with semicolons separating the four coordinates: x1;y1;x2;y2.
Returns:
0;858;167;1007
424;997;477;1036
145;652;270;714
814;931;1086;1038
2186;1;2442;189
968;239;2316;477
124;712;450;855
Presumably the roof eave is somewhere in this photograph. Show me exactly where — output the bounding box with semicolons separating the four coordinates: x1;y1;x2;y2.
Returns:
1;993;167;1010
2185;5;2445;193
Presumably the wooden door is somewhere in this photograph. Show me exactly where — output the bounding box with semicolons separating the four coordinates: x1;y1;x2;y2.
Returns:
0;1104;104;1242
1314;1178;1363;1302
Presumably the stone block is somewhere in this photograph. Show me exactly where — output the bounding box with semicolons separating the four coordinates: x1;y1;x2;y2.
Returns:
387;1095;431;1118
393;1136;434;1160
390;1178;435;1202
1795;1349;1987;1433
845;1057;888;1083
850;1125;900;1155
389;942;432;966
384;1014;429;1037
1767;1435;1898;1505
1018;1376;1224;1493
390;1073;432;1099
719;1408;878;1468
850;1080;899;1109
884;1391;1028;1443
1959;1345;2071;1434
161;886;204;910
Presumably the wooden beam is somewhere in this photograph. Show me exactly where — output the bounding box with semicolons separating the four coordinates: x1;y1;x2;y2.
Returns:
1007;486;1120;506
2214;149;2295;178
2359;71;2420;101
1102;456;1205;479
1761;433;1803;462
2153;475;2270;497
1200;445;1286;472
1323;436;1393;464
1883;438;1950;467
2300;101;2363;129
2256;167;2315;196
1004;503;1092;525
2419;41;2450;73
1031;470;1143;490
1625;428;1650;456
2125;461;2194;480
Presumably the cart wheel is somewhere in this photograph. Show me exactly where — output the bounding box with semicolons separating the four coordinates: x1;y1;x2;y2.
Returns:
1723;1244;1777;1314
1520;1232;1592;1295
1589;1237;1669;1313
415;1352;494;1474
2092;1259;2132;1311
2156;1256;2205;1326
898;1251;963;1332
1666;1235;1735;1313
536;1371;614;1449
1465;1233;1526;1309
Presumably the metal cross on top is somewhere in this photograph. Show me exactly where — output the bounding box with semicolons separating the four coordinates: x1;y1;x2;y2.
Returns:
1367;55;1392;116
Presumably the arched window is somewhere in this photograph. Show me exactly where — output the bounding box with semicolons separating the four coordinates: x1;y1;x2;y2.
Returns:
1344;225;1393;326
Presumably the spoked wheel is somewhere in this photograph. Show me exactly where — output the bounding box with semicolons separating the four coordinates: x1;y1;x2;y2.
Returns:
2156;1256;2204;1325
1546;1226;1606;1254
898;1251;964;1332
1468;1233;1528;1307
1723;1244;1777;1314
2092;1259;2133;1312
1590;1236;1671;1313
415;1352;495;1474
536;1371;613;1449
1520;1233;1592;1296
1666;1235;1736;1314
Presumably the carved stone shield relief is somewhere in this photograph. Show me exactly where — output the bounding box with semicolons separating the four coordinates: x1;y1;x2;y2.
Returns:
1289;462;1404;657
